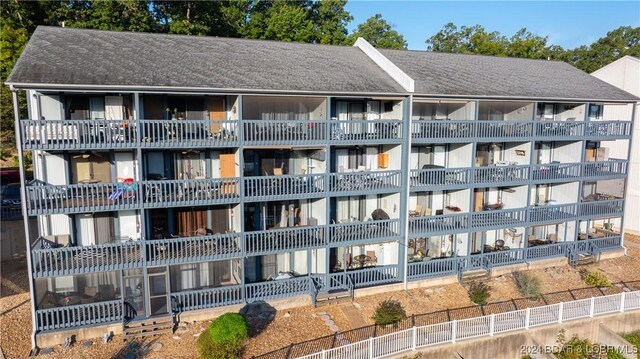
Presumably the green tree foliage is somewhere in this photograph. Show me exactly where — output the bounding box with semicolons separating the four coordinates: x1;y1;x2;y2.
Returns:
426;23;640;73
311;0;353;45
49;0;156;32
348;14;407;49
563;26;640;73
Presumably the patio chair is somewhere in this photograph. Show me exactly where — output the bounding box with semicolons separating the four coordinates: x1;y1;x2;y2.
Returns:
365;251;378;265
81;286;98;304
409;204;423;217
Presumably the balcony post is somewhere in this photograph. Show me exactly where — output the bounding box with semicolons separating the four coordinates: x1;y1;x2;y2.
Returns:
325;96;332;286
237;94;247;304
400;96;412;289
12;88;38;350
619;103;636;248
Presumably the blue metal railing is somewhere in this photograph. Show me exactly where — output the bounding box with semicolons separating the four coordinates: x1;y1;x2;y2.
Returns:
35;300;122;332
171;285;243;312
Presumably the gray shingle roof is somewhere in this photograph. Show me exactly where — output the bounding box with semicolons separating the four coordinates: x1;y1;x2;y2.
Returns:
379;49;638;102
6;26;405;94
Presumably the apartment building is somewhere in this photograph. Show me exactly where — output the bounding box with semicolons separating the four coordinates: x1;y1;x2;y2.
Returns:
6;27;636;346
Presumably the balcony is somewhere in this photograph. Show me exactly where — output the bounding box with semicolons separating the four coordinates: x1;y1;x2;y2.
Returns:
589;235;622;251
20;119;242;151
410;167;471;191
578;199;624;219
32;241;143;278
243;120;326;146
473;165;530;186
245;276;312;302
582;160;628;180
244;174;325;201
330;120;402;144
407;257;457;280
529;203;578;225
146;233;242;265
328;219;400;246
409;212;469;237
585;121;632;139
171;285;244;312
471;207;527;230
140;120;240;148
343;264;399;288
21;119;137;151
484;249;526;267
35;299;122;332
26;181;139;215
411;121;474;143
525;242;571;261
534;121;585;140
476;121;533;141
329;170;401;195
143;178;240;208
532;162;582;183
244;226;326;255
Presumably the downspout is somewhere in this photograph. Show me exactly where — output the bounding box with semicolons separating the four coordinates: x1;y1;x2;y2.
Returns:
11;88;38;351
620;103;636;255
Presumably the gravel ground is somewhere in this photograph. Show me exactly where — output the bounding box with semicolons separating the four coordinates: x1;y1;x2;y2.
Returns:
1;233;639;359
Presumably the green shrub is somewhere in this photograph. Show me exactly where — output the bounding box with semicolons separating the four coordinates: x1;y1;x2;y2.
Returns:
513;272;542;298
373;300;407;326
468;282;490;305
197;313;249;359
621;330;640;351
606;348;625;359
555;333;593;359
582;271;612;288
521;355;533;359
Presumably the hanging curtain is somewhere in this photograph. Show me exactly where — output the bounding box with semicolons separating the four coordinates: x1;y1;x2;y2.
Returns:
94;213;114;244
77;215;96;246
176;208;207;236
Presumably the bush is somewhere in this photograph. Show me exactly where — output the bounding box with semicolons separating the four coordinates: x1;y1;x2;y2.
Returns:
582;271;612;288
373;300;407;326
197;313;249;359
513;272;542;298
621;330;640;350
468;282;490;305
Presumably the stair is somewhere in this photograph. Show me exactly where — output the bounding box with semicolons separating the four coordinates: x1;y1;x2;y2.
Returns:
460;269;490;283
123;315;174;340
314;289;352;307
575;253;596;266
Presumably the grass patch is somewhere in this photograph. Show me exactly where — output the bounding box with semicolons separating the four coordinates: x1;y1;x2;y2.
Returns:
513;271;542;298
467;282;490;305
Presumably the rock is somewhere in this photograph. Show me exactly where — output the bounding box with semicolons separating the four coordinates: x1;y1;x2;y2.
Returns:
41;348;54;355
178;322;188;328
82;340;93;347
172;335;181;340
284;312;291;318
317;311;327;316
424;288;434;295
194;333;201;337
319;314;330;320
325;319;335;326
175;327;188;335
352;302;361;309
435;287;444;294
150;343;163;352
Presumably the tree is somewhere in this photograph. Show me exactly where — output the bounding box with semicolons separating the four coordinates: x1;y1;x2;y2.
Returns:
426;23;507;56
49;0;156;32
348;14;407;49
311;0;352;45
564;26;640;73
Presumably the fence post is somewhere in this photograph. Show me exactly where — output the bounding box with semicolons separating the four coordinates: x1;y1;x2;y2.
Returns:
525;307;530;329
368;337;373;359
620;292;626;313
558;302;563;323
412;326;417;350
589;297;595;317
451;320;457;343
489;314;495;336
321;349;326;359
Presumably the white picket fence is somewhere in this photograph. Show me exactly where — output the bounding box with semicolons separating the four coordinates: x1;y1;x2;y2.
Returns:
297;290;640;359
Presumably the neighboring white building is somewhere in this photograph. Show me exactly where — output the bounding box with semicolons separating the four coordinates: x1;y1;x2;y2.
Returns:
592;56;640;234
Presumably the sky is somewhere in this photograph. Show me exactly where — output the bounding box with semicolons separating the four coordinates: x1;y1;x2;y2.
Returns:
345;1;640;50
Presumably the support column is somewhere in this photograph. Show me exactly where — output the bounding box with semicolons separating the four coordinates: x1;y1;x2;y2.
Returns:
324;96;332;287
237;95;247;302
12;89;37;350
619;104;636;249
399;96;412;288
